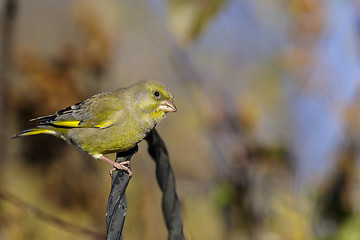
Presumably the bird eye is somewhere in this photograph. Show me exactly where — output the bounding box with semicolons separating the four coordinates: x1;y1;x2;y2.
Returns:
153;91;160;98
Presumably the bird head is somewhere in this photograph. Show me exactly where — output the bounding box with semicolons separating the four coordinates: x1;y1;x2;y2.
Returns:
130;80;177;120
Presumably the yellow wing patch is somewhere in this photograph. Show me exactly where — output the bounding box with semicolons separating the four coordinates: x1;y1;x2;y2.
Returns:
51;119;115;129
51;120;81;128
94;120;115;128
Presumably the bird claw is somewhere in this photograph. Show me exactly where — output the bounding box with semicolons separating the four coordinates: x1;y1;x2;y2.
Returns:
109;161;132;177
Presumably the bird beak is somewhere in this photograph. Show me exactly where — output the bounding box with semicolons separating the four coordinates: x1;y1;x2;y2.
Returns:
159;99;177;113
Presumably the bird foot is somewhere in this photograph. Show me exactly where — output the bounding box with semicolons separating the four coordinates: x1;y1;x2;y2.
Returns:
109;161;132;176
99;156;132;176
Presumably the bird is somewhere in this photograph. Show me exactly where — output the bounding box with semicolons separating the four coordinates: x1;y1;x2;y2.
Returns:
13;80;177;176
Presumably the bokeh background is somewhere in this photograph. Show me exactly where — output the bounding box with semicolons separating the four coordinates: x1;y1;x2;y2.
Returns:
1;0;360;239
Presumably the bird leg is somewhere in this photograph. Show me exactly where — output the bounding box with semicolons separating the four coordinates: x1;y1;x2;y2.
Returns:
99;155;132;176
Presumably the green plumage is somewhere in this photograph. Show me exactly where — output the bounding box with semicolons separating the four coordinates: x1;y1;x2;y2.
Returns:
14;80;177;160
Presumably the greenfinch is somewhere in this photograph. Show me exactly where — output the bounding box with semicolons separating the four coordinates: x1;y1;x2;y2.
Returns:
13;80;177;175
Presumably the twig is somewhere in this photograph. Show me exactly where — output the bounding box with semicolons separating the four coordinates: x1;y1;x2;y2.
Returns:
0;189;105;239
0;0;17;161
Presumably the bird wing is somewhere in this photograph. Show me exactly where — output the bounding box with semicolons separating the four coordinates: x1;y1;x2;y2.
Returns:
32;91;124;129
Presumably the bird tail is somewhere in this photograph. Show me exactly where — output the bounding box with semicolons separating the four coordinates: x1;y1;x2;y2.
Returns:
12;126;56;139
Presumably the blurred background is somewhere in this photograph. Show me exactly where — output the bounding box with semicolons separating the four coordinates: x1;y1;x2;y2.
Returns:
1;0;360;239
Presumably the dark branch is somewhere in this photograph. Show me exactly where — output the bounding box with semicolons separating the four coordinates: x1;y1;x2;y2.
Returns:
106;146;138;240
106;128;184;240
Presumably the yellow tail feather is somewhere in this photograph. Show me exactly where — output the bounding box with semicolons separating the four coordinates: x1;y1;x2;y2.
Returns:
12;128;56;139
